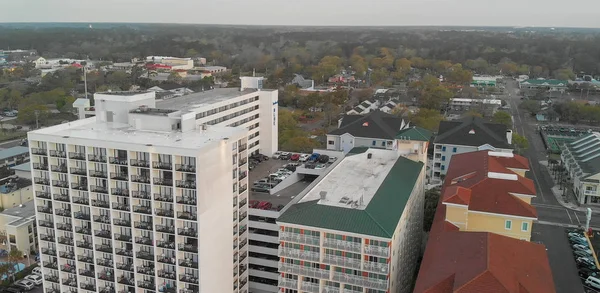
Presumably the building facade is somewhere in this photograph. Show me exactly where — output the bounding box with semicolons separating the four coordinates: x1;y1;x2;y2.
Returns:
0;200;38;257
31;91;250;293
561;132;600;205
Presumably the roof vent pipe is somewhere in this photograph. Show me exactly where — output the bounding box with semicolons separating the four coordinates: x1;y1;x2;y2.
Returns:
367;153;373;159
320;191;327;200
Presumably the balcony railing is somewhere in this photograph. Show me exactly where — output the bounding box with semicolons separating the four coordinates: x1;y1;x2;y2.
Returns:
177;211;197;221
157;240;175;250
179;274;198;284
178;243;198;253
74;212;90;220
135;236;152;246
278;262;330;279
301;281;320;293
322;254;361;270
110;172;129;181
112;202;130;211
39;220;54;228
585;190;598;196
70;167;87;175
55;208;71;217
176;180;196;189
278;276;298;289
72;196;89;205
36;191;51;199
34;177;50;185
76;241;93;249
41;247;56;256
75;226;91;235
176;164;196;173
137;280;155;290
153;178;173;186
113;218;131;227
179;259;198;268
364;245;390;258
92;200;110;208
178;227;198;237
97;258;113;267
77;255;94;264
71;182;88;191
133;205;152;215
115;233;132;242
115;248;133;257
363;260;389;274
280;232;320;246
59;251;75;260
33;163;48;170
153;161;172;170
158;269;177;280
278;247;320;262
91;185;108;194
116;262;133;272
130;159;150;168
37;206;52;214
331;271;388;290
239;171;248;180
177;196;197;205
155;208;174;217
137;266;155;276
56;223;72;232
60;264;76;273
54;193;70;202
52;180;69;188
95;244;113;253
88;154;106;162
157;255;176;265
238;159;247;167
132;190;151;200
95;230;112;239
44;275;60;283
69;152;86;160
134;221;153;230
131;175;150;183
31;148;47;155
117;275;135;285
109;157;128;165
112;188;129;196
155;225;175;234
90;170;107;178
80;282;96;292
323;238;362;253
154;193;173;203
239;144;247;152
43;261;58;269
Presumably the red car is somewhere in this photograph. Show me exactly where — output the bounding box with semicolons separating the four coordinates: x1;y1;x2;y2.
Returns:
290;153;300;161
249;200;260;208
258;201;273;210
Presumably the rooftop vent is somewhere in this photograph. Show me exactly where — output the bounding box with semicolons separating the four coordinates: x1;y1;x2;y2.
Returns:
367;153;373;159
320;191;327;200
139;105;149;112
469;129;476;135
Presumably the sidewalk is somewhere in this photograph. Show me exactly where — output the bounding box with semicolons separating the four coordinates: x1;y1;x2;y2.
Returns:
540;160;600;213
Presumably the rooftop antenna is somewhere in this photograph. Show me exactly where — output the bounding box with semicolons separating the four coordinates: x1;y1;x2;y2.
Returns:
252;68;256;77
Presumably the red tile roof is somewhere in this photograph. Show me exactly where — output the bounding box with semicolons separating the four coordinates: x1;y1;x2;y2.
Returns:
415;231;555;293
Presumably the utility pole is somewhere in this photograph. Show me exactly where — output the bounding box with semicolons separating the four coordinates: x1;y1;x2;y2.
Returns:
84;66;88;99
34;110;39;129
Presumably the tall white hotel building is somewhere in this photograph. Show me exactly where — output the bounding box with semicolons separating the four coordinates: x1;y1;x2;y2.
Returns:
30;77;278;293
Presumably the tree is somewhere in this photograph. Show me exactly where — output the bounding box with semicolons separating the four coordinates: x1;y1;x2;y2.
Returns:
492;111;513;128
6;248;23;282
17;104;49;127
520;100;541;115
499;61;518;76
420;85;452;110
408;108;444;132
552;68;575;80
463;109;483;118
445;64;473;84
512;133;529;154
423;188;441;232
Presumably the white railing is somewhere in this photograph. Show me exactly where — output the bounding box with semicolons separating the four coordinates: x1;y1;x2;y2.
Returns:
322;238;361;253
280;232;320;246
332;272;388;290
585;190;598;196
278;247;320;262
301;281;320;293
363;261;389;274
364;244;390;258
321;285;341;293
278;276;298;290
322;254;361;270
278;262;330;279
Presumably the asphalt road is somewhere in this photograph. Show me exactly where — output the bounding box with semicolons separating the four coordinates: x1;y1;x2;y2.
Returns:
0;138;26;150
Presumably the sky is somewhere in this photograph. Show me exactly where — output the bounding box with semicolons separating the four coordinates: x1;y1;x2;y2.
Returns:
2;0;600;28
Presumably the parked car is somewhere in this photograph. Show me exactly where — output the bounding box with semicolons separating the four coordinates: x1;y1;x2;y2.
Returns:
290;153;300;161
251;186;270;193
31;267;42;276
317;154;329;163
280;152;291;160
570;236;588;245
569;232;585;238
299;154;310;162
272;151;282;159
254;178;270;185
309;153;320;161
257;201;273;210
14;280;35;290
23;275;42;286
574;250;592;258
249;200;260;208
328;156;337;164
585;276;600;289
577;257;596;267
574;244;593;254
579;267;600;278
315;164;326;170
2;287;23;293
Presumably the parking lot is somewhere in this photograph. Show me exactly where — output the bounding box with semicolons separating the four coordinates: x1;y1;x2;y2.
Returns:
531;224;585;293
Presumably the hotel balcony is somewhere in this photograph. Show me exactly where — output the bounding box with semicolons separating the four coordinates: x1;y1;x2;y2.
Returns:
79;269;95;278
136;250;154;261
322;254;361;270
323;238;362;253
278;262;330;279
77;254;94;264
156;208;174;218
73;196;89;205
74;212;90;220
239;171;248;180
96;244;113;253
363;260;389;274
76;241;93;249
178;243;198;253
95;230;112;239
238;159;247;167
52;180;69;188
57;236;73;246
280;232;320;246
98;269;114;281
99;285;115;293
37;206;53;214
56;223;72;232
113;218;131;227
62;278;78;288
278;276;298;289
40;233;55;242
364;245;390;258
110;172;129;181
36;191;51;199
156;225;175;234
116;262;133;272
153;178;173;186
97;258;113;268
117;275;135;286
157;240;175;250
178;227;197;237
39;220;54;228
179;274;198;284
154;193;173;203
91;185;108;194
34;177;50;185
33;163;48;171
70;167;87;176
43;261;58;270
115;248;133;257
153;161;172;170
69;152;86;160
92;199;110;208
75;226;91;235
59;251;74;260
177;211;197;221
112;202;130;212
54;193;70;203
133;206;152;215
88;154;106;162
131;175;150;184
109;157;128;165
278;247;320;262
158;270;176;280
112;188;129;197
179;259;198;269
41;247;56;256
176;164;196;173
80;282;96;292
301;281;320;293
332;271;388;290
176;180;196;189
176;196;196;205
55;208;71;217
90;170;108;178
132;190;151;200
135;236;152;246
31;148;47;156
45;275;60;283
137;280;155;290
115;233;132;242
60;264;76;274
130;159;150;168
134;221;153;231
157;255;176;265
71;182;88;191
94;215;111;224
137;266;155;276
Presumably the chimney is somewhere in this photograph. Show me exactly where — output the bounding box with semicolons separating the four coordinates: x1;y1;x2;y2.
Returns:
320;191;327;200
506;129;513;145
367;153;373;159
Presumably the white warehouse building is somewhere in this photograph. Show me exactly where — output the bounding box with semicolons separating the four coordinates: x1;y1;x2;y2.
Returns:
30;90;253;293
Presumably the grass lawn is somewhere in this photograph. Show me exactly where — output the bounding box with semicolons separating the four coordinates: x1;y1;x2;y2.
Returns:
0;131;26;143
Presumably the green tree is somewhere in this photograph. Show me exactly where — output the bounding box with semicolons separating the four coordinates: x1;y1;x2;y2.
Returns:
552;68;575;80
167;72;182;83
420;86;452;110
520;100;541;115
423;188;441;232
512;133;529;154
106;71;131;90
6;248;23;282
17;104;49;126
408;108;444;132
492;111;513;128
463;109;483;118
445;64;473;84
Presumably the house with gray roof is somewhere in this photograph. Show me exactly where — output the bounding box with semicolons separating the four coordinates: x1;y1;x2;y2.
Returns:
561;132;600;205
0;146;29;168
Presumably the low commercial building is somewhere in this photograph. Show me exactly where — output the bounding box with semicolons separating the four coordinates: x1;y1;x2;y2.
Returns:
432;117;512;181
519;79;568;92
0;199;37;256
0;177;33;210
277;148;426;293
196;66;228;74
471;75;500;87
146;56;194;70
0;146;29;168
561;132;600;205
11;162;31;179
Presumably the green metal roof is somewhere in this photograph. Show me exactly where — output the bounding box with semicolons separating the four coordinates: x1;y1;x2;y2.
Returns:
277;156;424;238
395;126;433;142
520;79;568;86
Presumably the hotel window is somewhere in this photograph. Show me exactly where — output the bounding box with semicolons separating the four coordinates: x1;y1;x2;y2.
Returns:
442;146;446;151
372;141;376;146
505;220;512;230
521;222;529;232
441;156;446;161
453;147;457;153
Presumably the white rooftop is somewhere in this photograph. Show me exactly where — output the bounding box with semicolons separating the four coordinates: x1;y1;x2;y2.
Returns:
29;118;244;150
299;148;400;210
156;88;259;111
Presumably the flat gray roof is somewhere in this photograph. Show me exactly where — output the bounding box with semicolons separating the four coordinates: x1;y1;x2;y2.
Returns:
156;88;258;111
11;162;30;172
0;146;29;160
251;181;312;208
2;200;35;226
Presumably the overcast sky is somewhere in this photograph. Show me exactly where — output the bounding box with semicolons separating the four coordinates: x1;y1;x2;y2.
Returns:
2;0;600;28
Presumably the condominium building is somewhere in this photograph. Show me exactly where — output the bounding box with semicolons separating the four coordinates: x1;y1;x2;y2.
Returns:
277;148;426;293
0;199;37;256
561;132;600;205
30;91;250;293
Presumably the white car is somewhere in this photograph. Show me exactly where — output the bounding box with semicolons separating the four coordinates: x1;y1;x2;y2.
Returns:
272;151;282;159
299;154;310;162
574;244;593;255
31;267;42;276
15;279;35;290
24;274;42;285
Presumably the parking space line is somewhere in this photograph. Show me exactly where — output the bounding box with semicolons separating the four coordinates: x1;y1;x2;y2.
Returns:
575;212;582;225
566;210;574;224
